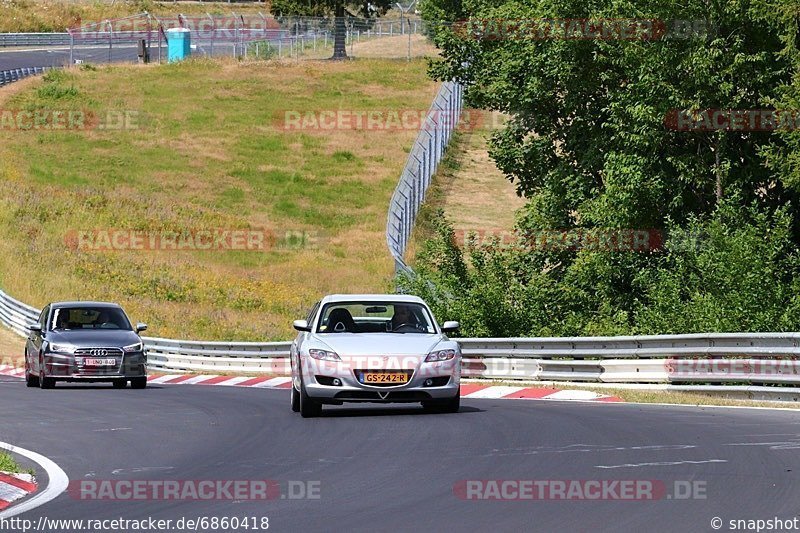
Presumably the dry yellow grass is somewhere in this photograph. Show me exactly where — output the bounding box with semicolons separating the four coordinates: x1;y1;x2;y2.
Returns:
0;0;272;33
0;58;437;341
295;33;439;61
410;113;526;258
0;327;24;365
438;120;525;232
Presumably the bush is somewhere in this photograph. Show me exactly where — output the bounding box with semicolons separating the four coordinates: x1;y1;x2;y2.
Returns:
403;202;800;337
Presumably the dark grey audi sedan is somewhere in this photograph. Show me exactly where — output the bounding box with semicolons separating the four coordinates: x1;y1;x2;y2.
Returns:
24;301;148;389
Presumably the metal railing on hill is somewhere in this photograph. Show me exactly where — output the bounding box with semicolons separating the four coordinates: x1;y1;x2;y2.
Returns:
386;81;463;273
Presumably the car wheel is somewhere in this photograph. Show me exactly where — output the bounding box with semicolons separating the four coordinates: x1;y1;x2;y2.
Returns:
130;377;147;389
299;375;322;418
291;381;300;412
25;359;39;388
112;380;127;389
38;356;55;389
422;389;460;414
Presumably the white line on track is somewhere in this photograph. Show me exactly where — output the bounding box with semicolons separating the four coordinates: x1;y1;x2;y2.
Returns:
595;459;728;469
463;386;526;399
0;442;68;519
251;377;292;388
214;376;251;386
179;375;219;385
147;374;184;384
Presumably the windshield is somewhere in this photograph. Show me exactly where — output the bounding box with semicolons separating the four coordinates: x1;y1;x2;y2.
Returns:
316;302;436;334
50;307;132;331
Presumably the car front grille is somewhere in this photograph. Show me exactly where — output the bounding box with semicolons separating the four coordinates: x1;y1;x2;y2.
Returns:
74;347;124;375
74;347;124;357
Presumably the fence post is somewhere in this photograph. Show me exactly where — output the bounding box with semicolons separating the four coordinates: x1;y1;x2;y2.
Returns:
207;13;215;57
106;19;112;64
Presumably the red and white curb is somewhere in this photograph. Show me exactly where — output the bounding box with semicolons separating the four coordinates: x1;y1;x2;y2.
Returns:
0;365;24;379
459;383;621;402
147;374;295;388
0;473;36;511
0;441;69;520
1;367;621;402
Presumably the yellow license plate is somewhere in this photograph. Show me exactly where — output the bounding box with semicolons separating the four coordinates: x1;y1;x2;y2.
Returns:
362;372;408;384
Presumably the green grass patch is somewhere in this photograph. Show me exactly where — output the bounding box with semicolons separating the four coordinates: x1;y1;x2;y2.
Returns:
0;452;25;474
0;58;437;340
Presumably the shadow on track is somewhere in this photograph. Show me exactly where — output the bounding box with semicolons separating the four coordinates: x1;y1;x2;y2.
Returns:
318;405;483;418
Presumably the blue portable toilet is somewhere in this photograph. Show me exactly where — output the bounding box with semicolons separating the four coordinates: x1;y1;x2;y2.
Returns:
166;28;191;63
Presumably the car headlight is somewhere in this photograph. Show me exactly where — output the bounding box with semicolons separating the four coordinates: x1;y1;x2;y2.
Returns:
123;342;143;353
425;349;456;362
308;349;341;361
48;343;76;354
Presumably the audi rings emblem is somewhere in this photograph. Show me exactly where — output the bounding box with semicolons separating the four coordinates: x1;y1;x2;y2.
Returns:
90;349;108;357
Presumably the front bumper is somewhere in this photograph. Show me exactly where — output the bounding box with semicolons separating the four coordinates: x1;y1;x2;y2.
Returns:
301;358;460;403
43;352;147;381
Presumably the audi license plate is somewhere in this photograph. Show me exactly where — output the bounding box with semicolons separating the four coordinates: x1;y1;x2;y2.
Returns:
82;358;116;366
360;372;408;384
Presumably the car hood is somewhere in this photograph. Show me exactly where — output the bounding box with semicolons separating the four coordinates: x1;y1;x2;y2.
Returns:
311;333;444;355
47;329;141;348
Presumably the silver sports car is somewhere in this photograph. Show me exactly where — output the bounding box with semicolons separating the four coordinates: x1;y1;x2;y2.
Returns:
290;294;461;417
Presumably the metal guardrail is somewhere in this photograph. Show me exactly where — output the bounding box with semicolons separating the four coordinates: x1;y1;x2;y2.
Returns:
0;33;70;47
386;81;463;273
0;67;51;87
0;288;291;373
4;287;800;397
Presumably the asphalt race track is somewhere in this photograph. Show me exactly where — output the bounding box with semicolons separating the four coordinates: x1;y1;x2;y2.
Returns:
0;41;267;72
0;47;141;71
2;373;800;532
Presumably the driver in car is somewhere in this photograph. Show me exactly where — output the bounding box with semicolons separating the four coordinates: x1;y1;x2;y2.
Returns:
94;311;116;329
390;304;419;331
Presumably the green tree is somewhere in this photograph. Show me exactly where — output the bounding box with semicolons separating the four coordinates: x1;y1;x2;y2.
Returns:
405;0;800;336
271;0;394;59
424;0;795;226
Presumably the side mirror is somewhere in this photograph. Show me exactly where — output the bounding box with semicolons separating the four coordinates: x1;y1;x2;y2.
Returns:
293;319;311;332
28;324;42;333
135;323;147;333
441;321;460;333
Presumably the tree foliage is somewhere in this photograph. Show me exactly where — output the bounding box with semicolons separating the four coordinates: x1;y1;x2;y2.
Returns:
407;0;800;335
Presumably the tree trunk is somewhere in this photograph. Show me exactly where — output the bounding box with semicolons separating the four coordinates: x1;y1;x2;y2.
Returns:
332;4;348;60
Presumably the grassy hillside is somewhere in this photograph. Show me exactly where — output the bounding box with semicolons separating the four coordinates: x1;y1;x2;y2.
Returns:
0;57;438;340
0;0;272;33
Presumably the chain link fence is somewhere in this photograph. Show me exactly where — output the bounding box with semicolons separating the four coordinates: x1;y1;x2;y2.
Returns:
60;12;438;66
387;82;464;274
